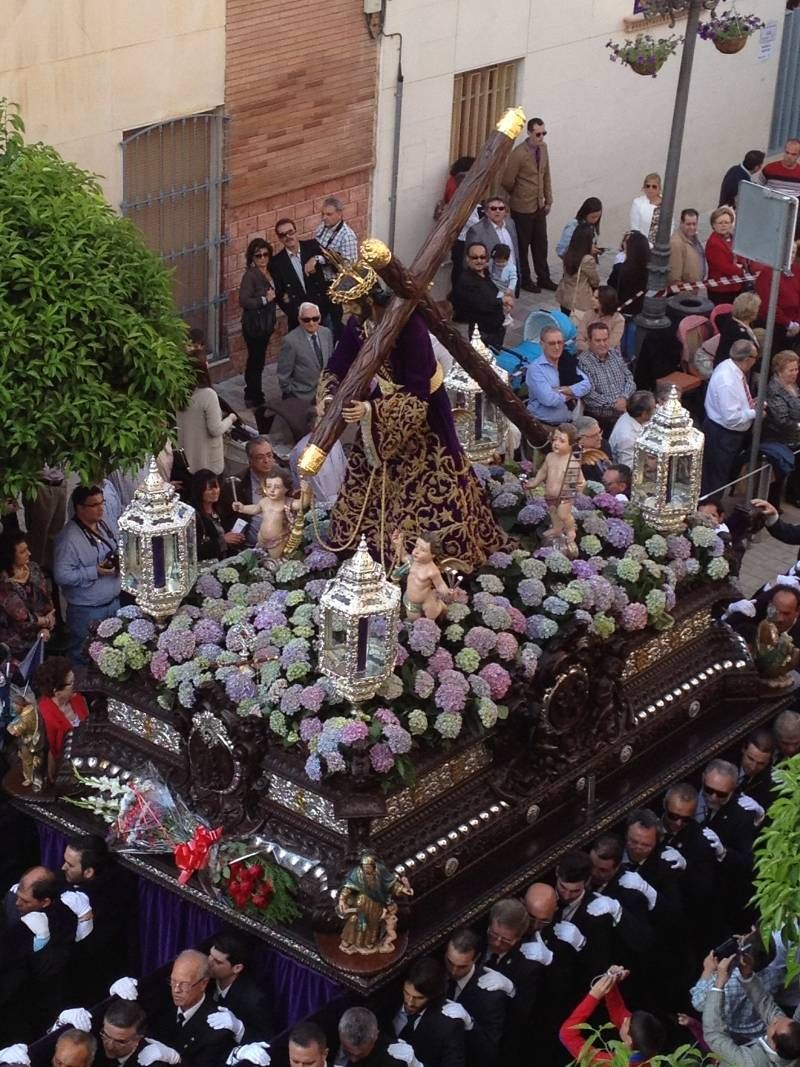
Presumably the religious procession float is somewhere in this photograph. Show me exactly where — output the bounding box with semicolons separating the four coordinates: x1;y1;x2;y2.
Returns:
5;108;791;992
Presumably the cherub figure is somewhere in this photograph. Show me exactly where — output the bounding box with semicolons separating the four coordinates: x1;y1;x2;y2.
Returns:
525;423;585;545
391;530;450;621
233;471;304;559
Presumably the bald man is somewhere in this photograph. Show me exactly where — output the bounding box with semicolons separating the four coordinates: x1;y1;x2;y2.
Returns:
151;950;241;1067
52;1030;96;1067
521;883;580;1059
0;866;78;1040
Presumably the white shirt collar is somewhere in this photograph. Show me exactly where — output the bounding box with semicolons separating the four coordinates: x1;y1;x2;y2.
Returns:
456;964;476;993
179;998;205;1025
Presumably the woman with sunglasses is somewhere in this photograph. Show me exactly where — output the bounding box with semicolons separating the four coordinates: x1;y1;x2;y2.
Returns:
239;237;277;408
629;173;664;243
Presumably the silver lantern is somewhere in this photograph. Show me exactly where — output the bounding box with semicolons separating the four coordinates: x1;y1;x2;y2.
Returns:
632;386;704;534
444;327;509;464
318;536;401;703
118;458;198;618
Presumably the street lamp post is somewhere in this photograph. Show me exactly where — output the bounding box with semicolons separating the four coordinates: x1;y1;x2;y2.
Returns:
635;0;719;334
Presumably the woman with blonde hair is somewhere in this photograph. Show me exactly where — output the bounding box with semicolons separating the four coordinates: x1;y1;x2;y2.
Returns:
629;173;664;242
706;206;746;306
714;291;761;366
763;350;800;506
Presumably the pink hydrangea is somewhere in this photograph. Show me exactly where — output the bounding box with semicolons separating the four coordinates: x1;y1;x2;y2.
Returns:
427;647;454;676
149;650;170;681
506;606;527;634
621;602;649;630
375;707;400;726
494;632;519;661
464;626;496;657
300;717;323;740
369;743;395;773
395;645;409;667
478;662;512;699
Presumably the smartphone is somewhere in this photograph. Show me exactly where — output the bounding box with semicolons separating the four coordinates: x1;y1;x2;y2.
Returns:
231;518;249;535
714;936;739;960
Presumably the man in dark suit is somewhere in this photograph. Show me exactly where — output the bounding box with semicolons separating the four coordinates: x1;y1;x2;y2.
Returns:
737;729;777;813
451;243;510;350
465;197;521;297
661;782;721;953
94;999;179;1067
151;950;240;1067
443;928;508;1067
388;957;465;1067
277;304;334;402
208;932;274;1042
482;899;543;1067
335;1007;420;1067
0;867;78;1041
553;851;616;988
219;436;289;542
271;219;329;332
588;834;656;967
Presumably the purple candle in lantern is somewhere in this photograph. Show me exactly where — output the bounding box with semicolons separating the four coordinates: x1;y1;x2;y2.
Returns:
151;536;166;588
356;616;369;672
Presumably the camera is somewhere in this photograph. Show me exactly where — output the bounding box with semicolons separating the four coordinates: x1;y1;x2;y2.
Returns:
714;936;740;961
103;550;120;574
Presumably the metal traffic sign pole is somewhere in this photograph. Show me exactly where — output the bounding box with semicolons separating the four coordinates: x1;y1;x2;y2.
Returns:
732;182;798;500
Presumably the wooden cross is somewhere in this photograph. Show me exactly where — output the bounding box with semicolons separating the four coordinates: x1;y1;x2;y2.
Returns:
298;107;552;480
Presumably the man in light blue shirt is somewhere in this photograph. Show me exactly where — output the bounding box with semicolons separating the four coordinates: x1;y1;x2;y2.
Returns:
525;327;590;424
54;485;121;664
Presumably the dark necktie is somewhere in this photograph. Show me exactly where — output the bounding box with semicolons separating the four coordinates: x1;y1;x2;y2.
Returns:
448;978;459;1000
399;1015;415;1041
312;333;323;368
535;145;541;167
176;1009;185;1027
486;952;500;969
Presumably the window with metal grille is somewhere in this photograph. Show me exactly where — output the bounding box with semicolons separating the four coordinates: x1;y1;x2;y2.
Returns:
121;109;228;359
450;60;520;161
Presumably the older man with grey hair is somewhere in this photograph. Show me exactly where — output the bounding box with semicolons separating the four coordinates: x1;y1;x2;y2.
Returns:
51;1030;97;1067
774;709;800;760
702;338;758;496
336;1007;421;1067
313;196;358;336
277;302;333;401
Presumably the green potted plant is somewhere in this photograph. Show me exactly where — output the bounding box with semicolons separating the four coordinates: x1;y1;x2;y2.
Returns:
606;33;682;77
697;11;765;53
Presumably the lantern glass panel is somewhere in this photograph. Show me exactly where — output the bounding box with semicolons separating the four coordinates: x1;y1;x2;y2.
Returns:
640;451;659;496
666;454;694;505
122;531;139;589
323;610;348;672
364;616;389;677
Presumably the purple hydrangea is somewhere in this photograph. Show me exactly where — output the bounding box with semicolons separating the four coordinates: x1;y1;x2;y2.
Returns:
383;723;412;754
306;546;339;571
304;579;329;600
495;632;519;661
572;559;595;579
196;573;224;599
150;650;170;681
88;641;104;663
621;602;649;630
414;670;435;698
518;499;549;526
408;618;441;657
193;618;224;645
572;493;596;512
526;615;559;641
434;669;469;713
176;604;202;620
487;551;514;569
464;626;496;656
224;669;257;702
478;662;512;699
612;585;630;612
375;707;400;726
117;604;143;620
395;645;409;667
666;535;692;561
300;685;325;712
253;605;287;631
587;575;615;612
506;606;527;634
96;617;122;638
594;493;625;517
543;596;569;616
304;755;322;781
427;647;454;676
606;518;635;550
323;750;346;773
342;720;370;744
518;578;546;607
300;717;323;740
468;673;491;697
369;743;395;773
280;685;303;715
281;642;310;667
159;628;196;663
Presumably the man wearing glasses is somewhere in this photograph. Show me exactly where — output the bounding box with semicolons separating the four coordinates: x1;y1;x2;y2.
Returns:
465;197;520;297
270;219;328;332
660;782;721;953
277;302;333;402
151;951;242;1067
451;242;511;349
501;117;556;294
96;1000;179;1067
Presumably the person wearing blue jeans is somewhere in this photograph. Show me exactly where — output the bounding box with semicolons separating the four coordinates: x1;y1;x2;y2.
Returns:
53;485;121;665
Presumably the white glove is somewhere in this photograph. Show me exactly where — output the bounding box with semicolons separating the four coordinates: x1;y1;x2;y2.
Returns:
0;1045;30;1066
520;936;554;966
20;911;49;951
109;976;139;1001
478;967;516;997
660;847;686;871
138;1040;182;1066
441;1000;474;1030
738;794;766;823
60;890;93;941
387;1042;422;1067
618;870;657;911
208;1008;245;1042
52;1008;92;1033
226;1043;271;1066
725;599;756;619
702;827;726;860
587;894;623;924
553;921;586;952
787;321;800;337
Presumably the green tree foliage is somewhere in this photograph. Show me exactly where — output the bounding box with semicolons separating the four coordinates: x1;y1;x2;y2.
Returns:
570;1023;712;1065
0;100;194;498
754;752;800;986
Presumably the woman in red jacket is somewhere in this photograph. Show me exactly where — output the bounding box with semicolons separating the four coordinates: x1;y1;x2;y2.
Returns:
559;967;666;1064
705;206;746;306
36;655;89;780
754;235;800;354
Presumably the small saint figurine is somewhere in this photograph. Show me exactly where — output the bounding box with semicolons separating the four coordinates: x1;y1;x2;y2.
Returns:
390;529;450;621
524;423;585;547
7;701;46;791
753;619;800;688
336;851;413;955
232;472;307;559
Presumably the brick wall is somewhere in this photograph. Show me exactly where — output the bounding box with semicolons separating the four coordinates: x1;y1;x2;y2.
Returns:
223;0;378;373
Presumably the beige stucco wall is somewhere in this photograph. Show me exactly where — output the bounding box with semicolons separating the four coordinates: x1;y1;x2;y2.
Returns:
0;0;226;208
373;0;787;269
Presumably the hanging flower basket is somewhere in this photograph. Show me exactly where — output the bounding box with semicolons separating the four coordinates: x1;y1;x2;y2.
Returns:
606;33;682;78
698;11;764;53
